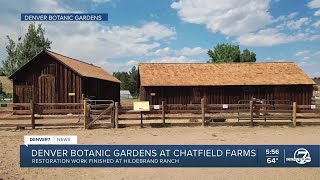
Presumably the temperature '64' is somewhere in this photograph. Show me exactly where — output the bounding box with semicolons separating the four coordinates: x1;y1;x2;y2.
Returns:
266;149;280;164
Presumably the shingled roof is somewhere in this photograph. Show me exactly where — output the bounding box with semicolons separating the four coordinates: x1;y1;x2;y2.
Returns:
138;62;315;86
10;50;121;83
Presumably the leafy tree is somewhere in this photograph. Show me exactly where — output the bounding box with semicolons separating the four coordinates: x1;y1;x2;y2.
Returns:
207;43;240;63
208;43;256;63
0;70;5;76
128;66;138;96
113;66;139;97
113;71;130;90
1;37;19;77
1;23;51;76
240;49;256;62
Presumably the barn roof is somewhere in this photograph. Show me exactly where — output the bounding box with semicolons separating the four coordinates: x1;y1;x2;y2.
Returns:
138;62;315;86
10;50;121;83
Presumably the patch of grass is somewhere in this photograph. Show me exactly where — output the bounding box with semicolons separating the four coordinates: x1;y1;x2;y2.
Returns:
0;76;12;94
0;100;12;103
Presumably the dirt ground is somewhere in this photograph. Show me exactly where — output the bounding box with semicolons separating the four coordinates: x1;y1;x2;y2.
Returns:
0;126;320;180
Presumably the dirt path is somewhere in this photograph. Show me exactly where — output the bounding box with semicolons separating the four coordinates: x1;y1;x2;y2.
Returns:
0;126;319;180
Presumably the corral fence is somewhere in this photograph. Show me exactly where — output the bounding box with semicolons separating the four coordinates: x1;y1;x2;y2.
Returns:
115;99;320;128
0;101;83;129
1;99;320;129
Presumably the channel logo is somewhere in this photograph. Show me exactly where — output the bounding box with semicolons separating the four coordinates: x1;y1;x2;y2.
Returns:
286;148;312;165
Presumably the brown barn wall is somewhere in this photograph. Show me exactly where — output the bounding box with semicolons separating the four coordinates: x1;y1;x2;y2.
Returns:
12;53;83;103
82;77;120;102
140;85;313;105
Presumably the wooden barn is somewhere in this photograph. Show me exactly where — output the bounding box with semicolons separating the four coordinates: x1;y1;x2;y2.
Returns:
9;50;121;103
138;63;315;105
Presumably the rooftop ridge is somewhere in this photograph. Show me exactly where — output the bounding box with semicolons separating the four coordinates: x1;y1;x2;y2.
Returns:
139;62;294;65
45;49;102;68
138;62;315;86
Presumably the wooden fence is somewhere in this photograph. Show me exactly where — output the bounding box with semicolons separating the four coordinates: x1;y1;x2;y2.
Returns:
115;99;320;128
1;99;320;129
0;101;83;129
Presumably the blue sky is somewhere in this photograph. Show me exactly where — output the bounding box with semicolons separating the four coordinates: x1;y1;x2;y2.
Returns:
0;0;320;77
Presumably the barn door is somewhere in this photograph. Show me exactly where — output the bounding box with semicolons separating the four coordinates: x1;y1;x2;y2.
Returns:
38;75;55;103
14;85;33;103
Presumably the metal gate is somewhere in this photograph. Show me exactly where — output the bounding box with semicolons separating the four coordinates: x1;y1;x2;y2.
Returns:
85;100;115;129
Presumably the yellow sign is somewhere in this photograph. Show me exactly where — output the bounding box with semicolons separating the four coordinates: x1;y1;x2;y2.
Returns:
68;93;75;96
134;101;150;111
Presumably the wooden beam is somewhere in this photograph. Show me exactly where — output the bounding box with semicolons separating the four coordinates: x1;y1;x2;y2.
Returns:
41;109;82;114
35;116;84;120
250;100;254;127
35;123;83;127
201;98;205;126
162;101;165;126
31;100;35;129
115;102;119;128
90;104;112;109
83;100;88;129
292;102;297;128
0;124;32;128
11;110;32;115
118;116;202;120
37;103;82;106
12;103;31;108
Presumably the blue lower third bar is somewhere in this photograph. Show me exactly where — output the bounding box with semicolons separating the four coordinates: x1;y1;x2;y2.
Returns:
20;145;320;167
21;13;108;21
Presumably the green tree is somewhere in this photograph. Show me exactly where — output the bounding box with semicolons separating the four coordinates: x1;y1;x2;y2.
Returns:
113;66;139;97
208;43;256;63
240;49;256;62
1;23;52;76
113;71;130;90
1;36;19;76
128;66;138;97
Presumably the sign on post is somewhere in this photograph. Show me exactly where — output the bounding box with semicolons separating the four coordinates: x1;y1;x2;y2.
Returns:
133;101;150;128
133;101;150;111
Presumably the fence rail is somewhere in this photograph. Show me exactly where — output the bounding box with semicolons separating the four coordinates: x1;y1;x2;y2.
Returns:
116;100;320;128
1;99;320;129
0;101;83;129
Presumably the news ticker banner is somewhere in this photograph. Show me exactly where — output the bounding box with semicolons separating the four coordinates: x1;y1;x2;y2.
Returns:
20;145;320;167
21;13;108;21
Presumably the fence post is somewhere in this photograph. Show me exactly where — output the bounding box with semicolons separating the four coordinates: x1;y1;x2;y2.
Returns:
30;100;35;129
262;99;266;122
115;102;119;128
83;100;88;129
162;101;165;126
292;102;297;128
201;98;205;126
250;100;254;127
